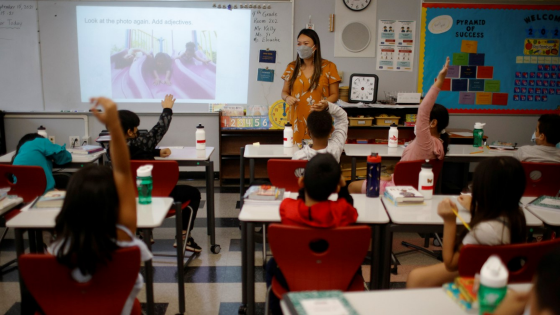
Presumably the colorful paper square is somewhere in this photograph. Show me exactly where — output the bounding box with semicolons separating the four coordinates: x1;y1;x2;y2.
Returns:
515;79;521;86
536;88;542;94
522;80;528;86
451;79;469;91
543;95;548;101
453;53;469;66
543;88;548;95
459;92;476;105
513;94;520;101
537;72;543;78
545;65;551;71
514;87;521;93
460;66;477;79
557;88;560;94
538;65;544;71
521;87;527;93
536;95;542;101
492;93;508;106
476;92;493;105
461;40;478;54
469;54;485;66
552;73;558;79
537;80;543;86
545;73;551;79
515;72;522;78
550;88;556;95
551;81;556;87
521;95;527;101
485;80;501;92
469;79;485;91
477;66;493;79
530;72;536;78
446;65;461;78
522;72;529;78
552;65;558;71
528;95;534;101
544;80;549;86
529;88;535;94
529;80;535;86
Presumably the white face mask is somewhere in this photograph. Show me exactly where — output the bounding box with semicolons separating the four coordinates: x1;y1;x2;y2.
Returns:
297;45;315;59
531;132;536;143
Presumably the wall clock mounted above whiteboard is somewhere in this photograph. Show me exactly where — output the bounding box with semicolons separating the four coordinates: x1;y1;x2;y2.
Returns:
343;0;371;12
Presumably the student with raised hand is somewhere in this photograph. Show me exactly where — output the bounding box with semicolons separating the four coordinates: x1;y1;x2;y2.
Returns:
515;114;560;163
118;94;202;252
406;156;528;289
12;133;71;193
49;97;151;315
292;100;348;163
348;57;451;194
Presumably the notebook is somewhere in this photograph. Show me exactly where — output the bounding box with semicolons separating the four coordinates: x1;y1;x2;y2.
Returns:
31;191;66;210
527;195;560;212
282;290;358;315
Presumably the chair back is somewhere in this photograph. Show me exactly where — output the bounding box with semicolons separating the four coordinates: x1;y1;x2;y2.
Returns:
268;224;370;291
267;159;307;192
458;238;560;283
130;160;179;197
0;165;46;202
521;162;560;197
19;247;141;315
393;159;444;190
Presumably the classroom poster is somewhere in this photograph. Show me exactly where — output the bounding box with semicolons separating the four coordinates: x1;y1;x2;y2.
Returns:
376;20;416;71
419;3;560;114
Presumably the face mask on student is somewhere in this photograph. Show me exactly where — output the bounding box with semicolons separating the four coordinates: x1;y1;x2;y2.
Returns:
531;132;536;143
297;45;315;59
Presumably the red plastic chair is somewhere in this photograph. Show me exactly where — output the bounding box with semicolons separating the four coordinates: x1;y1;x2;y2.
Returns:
459;238;560;283
267;159;308;192
267;224;370;299
521;162;560;197
19;247;142;315
393;159;444;190
0;165;46;203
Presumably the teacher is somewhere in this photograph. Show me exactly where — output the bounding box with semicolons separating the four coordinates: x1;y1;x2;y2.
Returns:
281;29;341;144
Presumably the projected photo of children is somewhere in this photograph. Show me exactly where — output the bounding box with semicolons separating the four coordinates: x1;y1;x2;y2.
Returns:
110;29;217;100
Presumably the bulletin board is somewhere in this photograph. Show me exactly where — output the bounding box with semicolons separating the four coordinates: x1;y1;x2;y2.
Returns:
418;3;560;114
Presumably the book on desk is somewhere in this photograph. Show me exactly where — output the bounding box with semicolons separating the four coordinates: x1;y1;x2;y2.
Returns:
383;186;424;206
283;290;358;315
243;185;285;204
527;195;560;212
30;191;66;210
67;145;104;155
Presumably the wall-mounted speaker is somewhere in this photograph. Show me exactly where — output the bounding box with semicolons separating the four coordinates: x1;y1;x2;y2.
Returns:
341;22;371;53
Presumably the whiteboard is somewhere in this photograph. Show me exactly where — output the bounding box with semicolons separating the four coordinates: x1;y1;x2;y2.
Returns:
35;1;294;113
0;1;43;112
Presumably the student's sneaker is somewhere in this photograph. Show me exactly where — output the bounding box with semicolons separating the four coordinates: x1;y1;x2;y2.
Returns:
186;237;202;253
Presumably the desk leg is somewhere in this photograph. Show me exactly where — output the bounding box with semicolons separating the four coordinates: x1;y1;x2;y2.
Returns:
380;225;393;289
249;158;255;184
206;161;220;254
35;229;43;254
239;221;248;315
370;225;381;290
351;157;356;182
143;229;155;315
247;222;255;315
175;202;186;314
16;229;37;315
28;230;37;253
240;147;245;211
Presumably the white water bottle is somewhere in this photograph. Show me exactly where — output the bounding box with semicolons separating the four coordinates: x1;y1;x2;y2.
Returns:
196;124;206;150
284;123;293;147
478;255;508;315
388;123;398;148
37;126;47;138
418;159;434;199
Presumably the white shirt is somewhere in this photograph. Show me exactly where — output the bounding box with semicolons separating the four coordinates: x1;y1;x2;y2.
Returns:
462;218;510;246
514;145;560;163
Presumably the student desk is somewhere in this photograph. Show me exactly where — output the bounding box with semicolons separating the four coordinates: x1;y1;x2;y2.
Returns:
378;195;543;289
237;194;389;315
155;146;221;254
343;144;516;181
0;150;105;169
7;197;174;315
522;196;560;236
281;283;532;315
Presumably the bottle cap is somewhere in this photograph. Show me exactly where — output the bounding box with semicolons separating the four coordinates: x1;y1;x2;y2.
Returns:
480;255;508;288
285;122;292;127
421;159;433;169
38;125;46;130
390;123;398;128
136;164;153;177
367;152;382;163
196;124;204;129
474;122;486;129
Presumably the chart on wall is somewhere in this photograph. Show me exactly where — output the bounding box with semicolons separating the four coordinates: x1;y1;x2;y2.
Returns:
419;3;560;114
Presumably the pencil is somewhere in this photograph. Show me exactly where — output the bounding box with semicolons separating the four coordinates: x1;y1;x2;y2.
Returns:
452;208;471;231
470;150;484;154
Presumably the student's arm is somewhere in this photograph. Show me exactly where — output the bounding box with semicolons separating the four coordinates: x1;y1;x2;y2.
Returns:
164;70;172;85
128;94;175;156
40;139;72;165
152;70;161;85
437;198;461;271
327;102;348;148
90;97;136;240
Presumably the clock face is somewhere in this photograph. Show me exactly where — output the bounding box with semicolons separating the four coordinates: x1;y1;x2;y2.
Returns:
350;76;376;102
268;100;291;129
343;0;371;11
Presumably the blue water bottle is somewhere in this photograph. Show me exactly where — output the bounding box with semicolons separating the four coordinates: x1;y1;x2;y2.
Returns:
366;153;382;197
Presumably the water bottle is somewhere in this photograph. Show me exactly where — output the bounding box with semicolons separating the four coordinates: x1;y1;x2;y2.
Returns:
136;164;153;205
473;122;486;147
284;123;294;147
388;123;398;148
196;124;206;150
37;126;47;138
478;255;508;315
418;160;434;200
366;152;382;198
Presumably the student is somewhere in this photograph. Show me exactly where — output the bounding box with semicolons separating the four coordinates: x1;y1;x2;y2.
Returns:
12;133;71;193
266;154;357;314
118;94;202;252
292;100;348;163
348;57;450;194
49;97;149;315
151;52;173;86
177;42;211;65
515;114;560;163
406;156;528;288
494;247;560;315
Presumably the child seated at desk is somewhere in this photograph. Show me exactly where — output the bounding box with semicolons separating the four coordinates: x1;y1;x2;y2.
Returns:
514;114;560;163
406;156;528;289
348;57;451;194
12;133;71;193
266;154;358;314
49;97;149;315
292;100;348;163
118;94;202;252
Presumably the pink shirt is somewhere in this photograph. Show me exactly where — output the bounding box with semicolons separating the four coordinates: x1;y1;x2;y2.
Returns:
401;86;445;162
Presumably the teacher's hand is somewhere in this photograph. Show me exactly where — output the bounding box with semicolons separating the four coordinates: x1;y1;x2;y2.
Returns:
311;100;328;112
285;96;298;106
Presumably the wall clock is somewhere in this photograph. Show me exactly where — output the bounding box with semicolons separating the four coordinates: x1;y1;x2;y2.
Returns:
343;0;371;12
348;74;379;103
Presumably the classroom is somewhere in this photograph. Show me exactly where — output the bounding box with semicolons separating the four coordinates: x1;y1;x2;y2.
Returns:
1;0;560;314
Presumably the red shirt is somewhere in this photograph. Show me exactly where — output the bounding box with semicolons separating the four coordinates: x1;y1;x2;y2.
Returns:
279;198;358;228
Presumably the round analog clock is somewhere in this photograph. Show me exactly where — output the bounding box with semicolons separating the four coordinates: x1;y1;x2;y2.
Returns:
348;73;379;103
343;0;371;11
268;100;291;129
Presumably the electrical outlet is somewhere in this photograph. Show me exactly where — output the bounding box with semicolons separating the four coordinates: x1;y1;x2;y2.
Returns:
48;136;55;144
69;136;80;148
81;136;90;146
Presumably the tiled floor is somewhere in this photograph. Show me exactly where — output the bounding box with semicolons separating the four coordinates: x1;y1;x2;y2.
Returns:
0;180;440;315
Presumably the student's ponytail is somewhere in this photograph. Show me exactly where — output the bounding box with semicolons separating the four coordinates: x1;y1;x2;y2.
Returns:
430;104;449;154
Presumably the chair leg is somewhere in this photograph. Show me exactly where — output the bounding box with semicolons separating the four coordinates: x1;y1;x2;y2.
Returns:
264;284;272;315
0;227;8;244
262;224;267;267
0;228;17;273
434;233;443;246
182;206;194;256
390;252;399;275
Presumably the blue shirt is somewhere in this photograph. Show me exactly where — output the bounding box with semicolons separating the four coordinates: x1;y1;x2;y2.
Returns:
13;138;72;193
